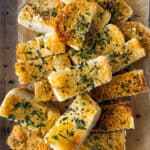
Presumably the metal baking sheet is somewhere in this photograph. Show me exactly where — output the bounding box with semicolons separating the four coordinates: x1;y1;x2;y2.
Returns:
0;0;149;149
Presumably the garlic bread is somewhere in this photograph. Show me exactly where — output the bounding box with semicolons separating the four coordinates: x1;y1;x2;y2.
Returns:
56;1;97;50
48;56;112;102
15;54;71;84
7;125;52;150
17;32;66;61
91;70;148;102
44;93;101;150
0;88;60;137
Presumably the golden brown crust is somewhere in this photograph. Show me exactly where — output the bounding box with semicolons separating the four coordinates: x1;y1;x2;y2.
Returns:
0;88;60;137
56;1;97;50
34;80;53;102
91;70;148;102
97;0;133;24
119;21;150;52
81;130;126;150
15;54;71;84
7;125;52;150
95;102;134;131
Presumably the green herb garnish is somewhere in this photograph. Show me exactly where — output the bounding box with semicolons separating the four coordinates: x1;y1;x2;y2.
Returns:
8;114;16;121
66;130;74;137
52;135;58;140
75;119;86;130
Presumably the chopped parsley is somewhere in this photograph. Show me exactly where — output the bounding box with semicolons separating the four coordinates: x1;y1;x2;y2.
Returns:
8;114;16;121
24;51;32;55
52;135;58;140
75;119;86;130
25;115;34;126
79;51;88;59
91;146;102;150
51;10;57;17
66;130;74;137
80;75;89;83
14;102;30;110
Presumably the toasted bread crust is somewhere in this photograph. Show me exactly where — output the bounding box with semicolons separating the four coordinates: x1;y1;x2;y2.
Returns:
0;88;60;137
97;0;133;24
15;54;71;84
95;102;134;131
91;70;148;102
81;130;126;150
7;125;52;150
119;21;150;52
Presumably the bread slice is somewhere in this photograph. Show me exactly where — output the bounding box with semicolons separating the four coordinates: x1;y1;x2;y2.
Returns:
7;125;52;150
18;0;64;33
108;38;146;73
44;93;101;150
89;4;111;32
15;54;71;84
97;0;133;24
34;80;53;102
80;130;126;150
69;24;125;65
16;32;66;61
91;70;148;102
95;102;134;131
56;1;97;50
119;21;150;52
48;56;112;102
0;88;60;137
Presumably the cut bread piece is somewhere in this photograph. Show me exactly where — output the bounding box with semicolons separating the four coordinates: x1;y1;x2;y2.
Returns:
0;88;60;137
48;56;112;102
15;54;71;84
95;102;134;131
16;32;66;61
18;0;64;33
91;70;148;102
7;125;52;150
80;130;126;150
119;21;150;52
97;0;133;24
69;24;125;65
108;38;146;73
34;80;53;102
44;93;101;150
56;1;97;50
90;4;111;31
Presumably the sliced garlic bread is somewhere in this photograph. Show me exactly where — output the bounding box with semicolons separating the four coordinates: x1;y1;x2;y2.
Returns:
119;21;150;52
95;102;134;131
48;56;112;102
97;0;133;24
7;125;52;150
90;4;111;31
44;93;101;150
91;70;148;102
108;38;146;73
18;0;64;33
69;24;125;65
17;32;66;61
56;1;97;50
0;88;60;137
34;80;53;102
80;130;126;150
15;54;71;84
